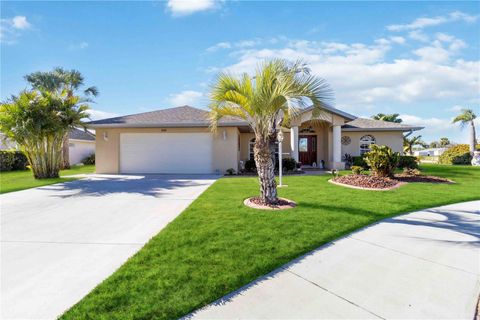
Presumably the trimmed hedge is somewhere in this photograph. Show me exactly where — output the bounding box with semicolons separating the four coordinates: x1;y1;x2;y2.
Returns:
244;157;297;173
439;144;472;165
352;156;368;169
0;150;29;171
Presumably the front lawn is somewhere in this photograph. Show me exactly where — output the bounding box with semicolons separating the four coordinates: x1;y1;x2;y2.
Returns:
62;164;480;319
0;165;95;194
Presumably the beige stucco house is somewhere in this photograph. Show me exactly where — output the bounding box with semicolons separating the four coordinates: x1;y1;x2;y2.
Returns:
88;105;423;174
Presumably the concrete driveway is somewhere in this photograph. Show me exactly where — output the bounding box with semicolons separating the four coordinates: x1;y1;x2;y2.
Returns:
190;201;480;319
1;174;218;320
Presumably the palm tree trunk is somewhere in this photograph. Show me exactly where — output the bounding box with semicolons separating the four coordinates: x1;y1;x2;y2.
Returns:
254;136;278;205
470;120;477;154
60;134;70;169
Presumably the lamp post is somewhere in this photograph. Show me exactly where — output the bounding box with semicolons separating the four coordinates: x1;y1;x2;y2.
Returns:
277;130;285;187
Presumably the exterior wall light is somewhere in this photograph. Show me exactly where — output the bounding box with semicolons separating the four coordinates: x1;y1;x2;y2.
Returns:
103;131;108;141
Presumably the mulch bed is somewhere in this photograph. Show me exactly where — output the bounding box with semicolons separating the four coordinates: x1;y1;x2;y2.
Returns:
394;174;454;184
332;173;453;191
244;196;296;210
333;175;400;190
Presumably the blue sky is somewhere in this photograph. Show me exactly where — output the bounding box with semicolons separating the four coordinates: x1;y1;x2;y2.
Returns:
1;1;479;143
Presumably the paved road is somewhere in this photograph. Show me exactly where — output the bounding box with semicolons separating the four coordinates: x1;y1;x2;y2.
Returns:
1;174;218;320
191;201;480;319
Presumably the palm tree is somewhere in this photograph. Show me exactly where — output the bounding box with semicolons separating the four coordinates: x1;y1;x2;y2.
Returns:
209;59;333;205
0;90;90;178
372;113;403;123
403;135;425;155
25;67;98;168
452;108;477;153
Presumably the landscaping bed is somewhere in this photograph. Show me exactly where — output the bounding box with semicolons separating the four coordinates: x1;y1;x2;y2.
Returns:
244;196;296;210
332;174;400;190
394;173;453;184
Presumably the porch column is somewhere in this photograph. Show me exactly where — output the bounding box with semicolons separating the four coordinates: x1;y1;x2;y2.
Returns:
332;124;344;169
290;126;299;162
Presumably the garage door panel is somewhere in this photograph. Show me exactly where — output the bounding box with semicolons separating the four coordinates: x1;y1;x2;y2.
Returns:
120;133;213;174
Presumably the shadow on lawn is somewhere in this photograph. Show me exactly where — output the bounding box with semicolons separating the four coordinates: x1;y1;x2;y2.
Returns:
39;174;219;198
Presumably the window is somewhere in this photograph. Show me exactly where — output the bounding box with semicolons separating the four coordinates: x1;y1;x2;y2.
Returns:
249;138;279;160
359;135;375;155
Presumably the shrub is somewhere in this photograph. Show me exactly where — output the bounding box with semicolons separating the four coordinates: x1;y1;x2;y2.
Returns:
398;156;419;169
403;168;422;176
225;168;236;175
245;159;256;172
280;157;297;172
364;145;399;177
351;166;363;175
439;144;472;165
343;153;353;167
0;150;28;171
82;154;95;165
352;156;369;169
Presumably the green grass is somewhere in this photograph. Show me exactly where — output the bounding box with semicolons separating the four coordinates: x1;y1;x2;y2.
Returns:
0;165;95;194
62;164;480;320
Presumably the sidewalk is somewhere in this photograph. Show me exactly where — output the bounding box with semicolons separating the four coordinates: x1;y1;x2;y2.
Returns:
189;201;480;319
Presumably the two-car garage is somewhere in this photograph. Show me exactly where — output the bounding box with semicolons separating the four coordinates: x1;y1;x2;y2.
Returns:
119;133;213;174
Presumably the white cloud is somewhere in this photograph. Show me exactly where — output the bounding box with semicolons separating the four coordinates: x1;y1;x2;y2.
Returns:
387;11;478;31
0;15;31;44
68;41;89;51
12;16;30;29
389;36;406;44
408;30;429;42
166;0;219;16
206;38;262;52
87;109;119;121
168;90;204;106
213;37;479;109
447;105;465;112
206;41;231;52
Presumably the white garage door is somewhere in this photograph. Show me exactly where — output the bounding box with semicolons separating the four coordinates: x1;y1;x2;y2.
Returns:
120;133;213;174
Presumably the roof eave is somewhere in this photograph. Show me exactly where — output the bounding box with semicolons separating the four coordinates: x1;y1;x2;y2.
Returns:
86;121;249;129
341;126;424;132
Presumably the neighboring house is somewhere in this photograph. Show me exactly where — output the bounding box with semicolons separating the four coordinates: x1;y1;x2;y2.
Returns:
414;148;448;157
68;128;96;165
87;105;423;174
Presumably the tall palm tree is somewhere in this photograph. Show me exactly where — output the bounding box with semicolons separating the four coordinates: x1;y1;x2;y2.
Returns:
209;59;333;205
372;113;403;123
452;108;477;153
403;135;425;155
25;67;98;168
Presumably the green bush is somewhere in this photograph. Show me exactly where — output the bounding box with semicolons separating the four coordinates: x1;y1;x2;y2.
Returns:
351;166;363;175
280;157;297;172
438;144;472;165
245;159;256;172
82;154;95;165
364;145;400;177
398;156;419;169
0;150;28;171
225;168;235;175
352;156;369;169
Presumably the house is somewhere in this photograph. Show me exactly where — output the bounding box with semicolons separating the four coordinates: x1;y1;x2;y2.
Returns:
87;105;423;174
414;148;447;157
1;129;95;165
68;128;96;164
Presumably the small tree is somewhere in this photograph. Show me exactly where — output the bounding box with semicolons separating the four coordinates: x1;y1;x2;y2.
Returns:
364;145;399;178
439;137;450;147
372;113;403;123
403;135;426;155
0;90;90;178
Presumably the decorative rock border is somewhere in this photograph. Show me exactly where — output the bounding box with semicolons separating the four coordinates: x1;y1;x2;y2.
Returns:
243;197;296;210
328;179;406;191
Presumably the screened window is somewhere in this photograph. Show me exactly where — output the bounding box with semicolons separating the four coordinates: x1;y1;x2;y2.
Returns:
359;135;375;155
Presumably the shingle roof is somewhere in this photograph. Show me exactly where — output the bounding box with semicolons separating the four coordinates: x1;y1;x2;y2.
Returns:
302;104;357;121
87;106;247;128
69;128;96;141
342;118;423;131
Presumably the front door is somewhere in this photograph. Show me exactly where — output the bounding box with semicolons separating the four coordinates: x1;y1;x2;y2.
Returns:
299;135;317;166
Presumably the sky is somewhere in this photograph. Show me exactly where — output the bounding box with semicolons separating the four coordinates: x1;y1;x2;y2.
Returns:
1;0;479;143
